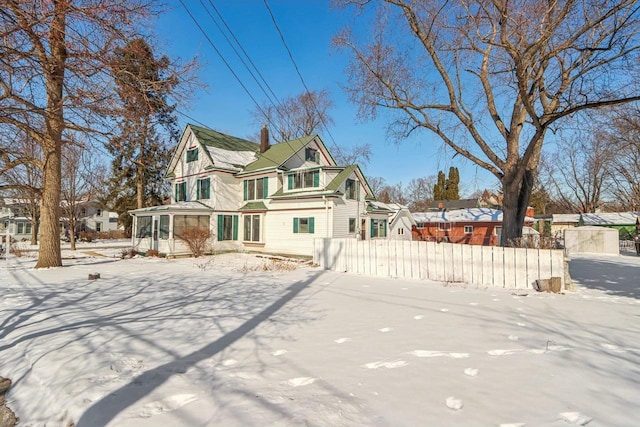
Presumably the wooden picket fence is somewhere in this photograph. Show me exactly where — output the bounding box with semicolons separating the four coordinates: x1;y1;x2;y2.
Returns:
313;238;565;289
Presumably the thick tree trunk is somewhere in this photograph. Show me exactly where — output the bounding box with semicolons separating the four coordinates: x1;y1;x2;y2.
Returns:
36;141;62;268
30;219;38;246
500;169;535;246
35;2;66;268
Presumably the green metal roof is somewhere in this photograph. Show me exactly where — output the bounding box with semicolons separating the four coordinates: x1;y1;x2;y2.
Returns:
189;124;259;152
239;201;268;211
242;135;316;172
325;165;357;192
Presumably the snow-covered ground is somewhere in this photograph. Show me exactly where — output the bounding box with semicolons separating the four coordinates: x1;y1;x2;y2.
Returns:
1;245;639;426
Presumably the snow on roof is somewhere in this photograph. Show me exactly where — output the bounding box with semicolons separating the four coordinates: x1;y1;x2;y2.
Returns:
367;201;414;226
128;201;214;214
205;146;257;171
580;212;640;226
552;214;581;223
413;208;534;223
413;208;502;223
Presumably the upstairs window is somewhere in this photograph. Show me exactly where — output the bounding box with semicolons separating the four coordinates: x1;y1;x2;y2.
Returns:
175;182;187;202
305;147;319;163
287;170;319;190
345;179;357;200
197;177;210;200
186;148;198;163
244;177;268;200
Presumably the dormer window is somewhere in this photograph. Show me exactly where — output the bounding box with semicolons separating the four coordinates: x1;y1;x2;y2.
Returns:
186;148;198;163
345;179;357;200
287;170;319;190
305;147;319;163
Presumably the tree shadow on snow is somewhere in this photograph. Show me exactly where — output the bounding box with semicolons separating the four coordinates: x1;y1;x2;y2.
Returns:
569;255;640;300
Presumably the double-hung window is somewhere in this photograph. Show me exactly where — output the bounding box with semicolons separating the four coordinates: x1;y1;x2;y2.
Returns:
175;182;187;202
287;170;319;190
345;179;357;199
305;147;319;163
217;214;238;241
293;217;315;234
186;148;198;162
243;214;261;242
244;177;268;200
197;177;210;200
348;218;356;233
370;219;387;238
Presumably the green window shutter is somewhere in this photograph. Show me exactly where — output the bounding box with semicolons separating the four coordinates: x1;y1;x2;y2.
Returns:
309;217;315;234
293;217;299;233
263;178;269;198
383;219;388;237
175;184;178;202
370;219;375;238
205;178;210;199
232;215;238;240
217;215;223;241
243;180;248;201
196;181;201;200
181;182;186;201
313;170;319;187
288;174;293;190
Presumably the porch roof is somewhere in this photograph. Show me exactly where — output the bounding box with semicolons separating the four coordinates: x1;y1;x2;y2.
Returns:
128;201;214;215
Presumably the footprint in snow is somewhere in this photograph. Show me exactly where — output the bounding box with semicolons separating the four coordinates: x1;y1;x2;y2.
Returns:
508;335;519;341
131;394;199;419
445;396;463;410
464;368;479;377
559;411;592;425
283;377;316;387
499;424;526;427
379;327;392;332
272;349;287;356
469;302;479;306
413;315;424;320
408;350;470;358
334;337;351;344
363;360;408;369
440;308;449;312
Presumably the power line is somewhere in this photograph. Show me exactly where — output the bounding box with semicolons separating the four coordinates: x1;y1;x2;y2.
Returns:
262;0;345;161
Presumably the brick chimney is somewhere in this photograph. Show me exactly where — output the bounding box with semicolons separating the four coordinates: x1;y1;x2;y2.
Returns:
260;125;270;153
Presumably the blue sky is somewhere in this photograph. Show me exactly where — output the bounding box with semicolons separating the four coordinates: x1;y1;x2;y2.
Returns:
154;0;499;196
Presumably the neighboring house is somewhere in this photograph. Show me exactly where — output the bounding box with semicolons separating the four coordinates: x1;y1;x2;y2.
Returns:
579;212;640;240
0;206;33;242
1;199;120;242
366;201;415;241
412;208;535;246
550;213;580;237
428;198;480;211
66;200;120;234
129;124;384;257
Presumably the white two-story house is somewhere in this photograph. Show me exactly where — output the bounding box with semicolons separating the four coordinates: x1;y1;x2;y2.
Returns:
129;124;390;257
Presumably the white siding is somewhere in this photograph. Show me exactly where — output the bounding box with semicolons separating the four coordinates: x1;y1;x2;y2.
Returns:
390;213;413;241
263;200;329;256
216;172;242;211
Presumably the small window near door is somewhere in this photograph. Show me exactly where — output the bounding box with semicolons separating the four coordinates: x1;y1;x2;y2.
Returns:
464;225;473;234
348;218;356;233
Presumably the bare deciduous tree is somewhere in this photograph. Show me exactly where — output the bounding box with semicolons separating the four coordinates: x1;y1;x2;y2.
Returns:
406;176;435;212
541;130;613;213
251;89;334;143
0;1;159;267
334;0;640;245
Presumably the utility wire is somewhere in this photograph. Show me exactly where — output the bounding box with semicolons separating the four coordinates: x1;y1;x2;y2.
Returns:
262;0;345;161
